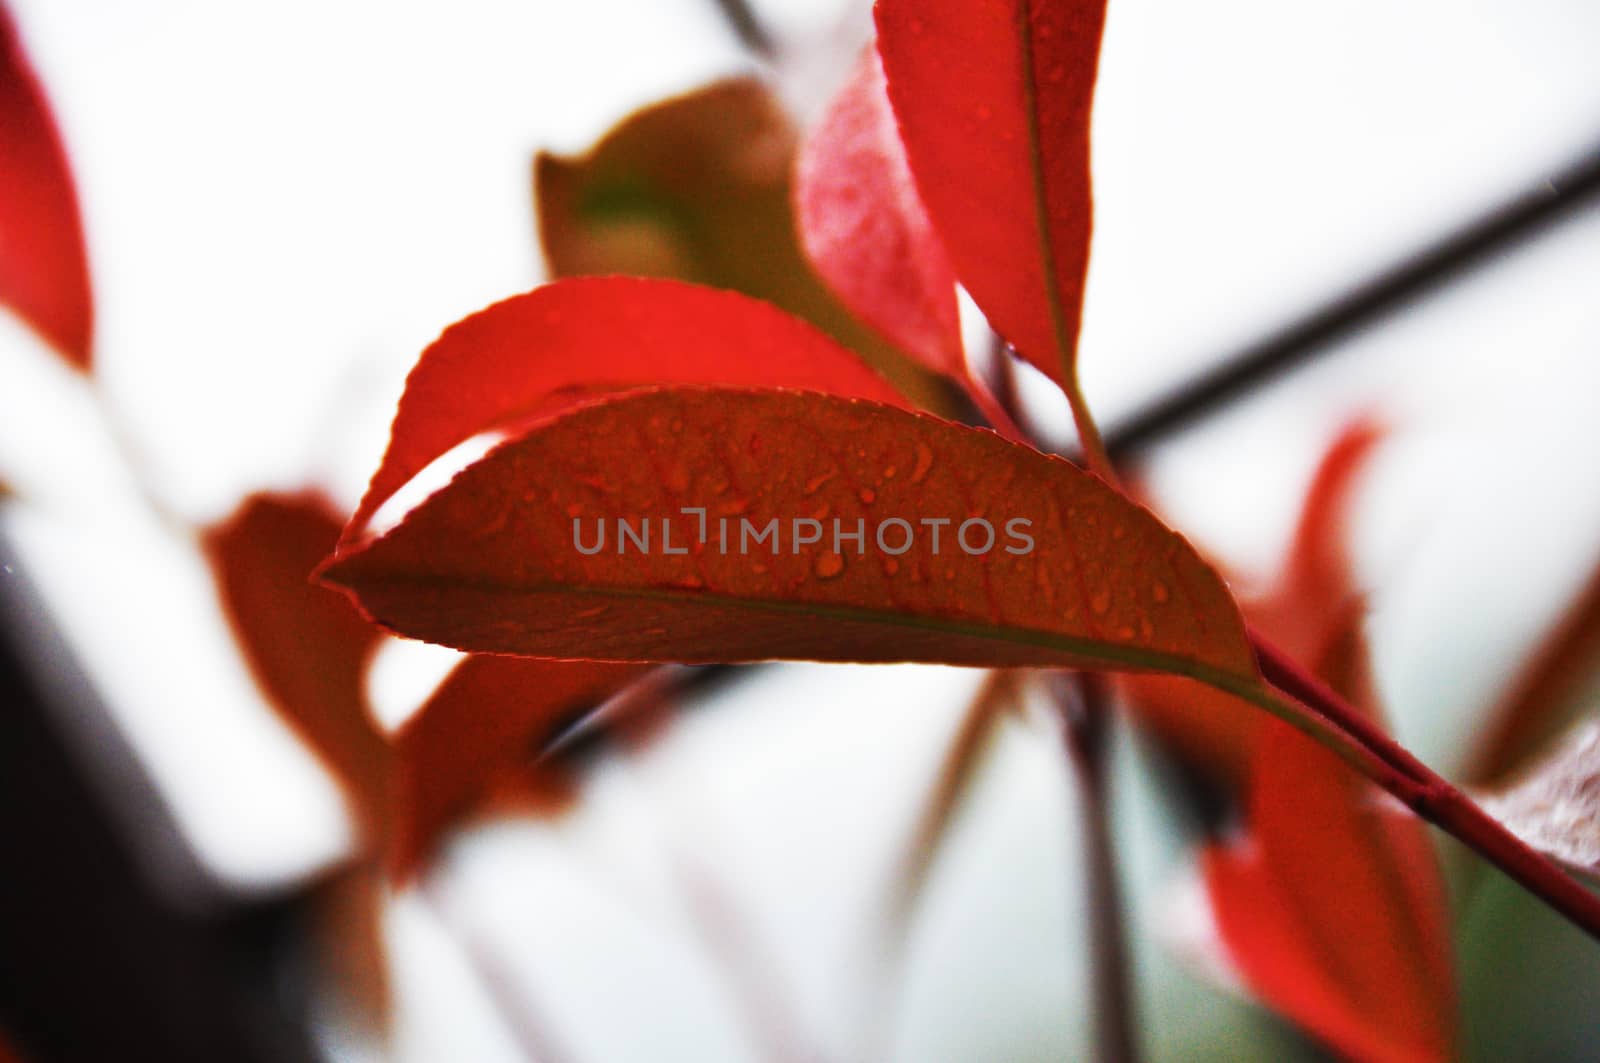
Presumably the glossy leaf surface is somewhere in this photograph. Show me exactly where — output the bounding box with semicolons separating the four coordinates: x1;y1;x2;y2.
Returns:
325;387;1257;682
346;277;905;545
874;0;1107;386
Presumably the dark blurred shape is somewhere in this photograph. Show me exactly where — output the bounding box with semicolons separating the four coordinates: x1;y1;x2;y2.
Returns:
0;533;318;1063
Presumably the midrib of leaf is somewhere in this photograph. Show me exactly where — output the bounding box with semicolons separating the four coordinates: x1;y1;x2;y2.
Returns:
339;566;1254;682
1015;0;1076;386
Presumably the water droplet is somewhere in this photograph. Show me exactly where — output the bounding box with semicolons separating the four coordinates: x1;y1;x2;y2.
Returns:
975;104;993;121
803;470;837;496
883;465;897;479
814;552;845;579
716;498;749;516
565;502;584;518
665;464;690;493
909;16;925;34
575;605;609;619
910;443;934;484
673;574;705;590
1111;523;1126;541
1116;625;1134;639
1151;580;1170;604
1091;589;1111;615
1045;64;1065;83
1139;618;1154;640
858;487;876;504
944;567;956;581
882;557;900;575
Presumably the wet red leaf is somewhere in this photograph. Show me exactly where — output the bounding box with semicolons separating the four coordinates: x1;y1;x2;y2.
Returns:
874;0;1106;387
0;3;92;369
796;48;964;380
323;386;1256;683
345;276;906;546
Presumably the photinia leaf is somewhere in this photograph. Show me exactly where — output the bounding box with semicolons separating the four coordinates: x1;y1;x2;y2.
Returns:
1480;720;1600;882
0;2;92;369
323;386;1258;684
389;654;641;878
1205;716;1459;1063
203;492;389;835
874;0;1107;388
1465;559;1600;785
203;492;394;1029
536;80;951;411
345;277;906;546
796;48;964;381
1123;420;1386;782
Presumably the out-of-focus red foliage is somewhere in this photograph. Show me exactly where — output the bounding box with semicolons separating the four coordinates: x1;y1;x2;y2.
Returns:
0;2;92;369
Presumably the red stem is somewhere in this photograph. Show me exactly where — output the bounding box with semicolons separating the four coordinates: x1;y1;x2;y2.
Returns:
1249;627;1600;943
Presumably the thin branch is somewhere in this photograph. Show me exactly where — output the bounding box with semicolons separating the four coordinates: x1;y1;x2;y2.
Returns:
422;880;581;1063
710;0;776;58
1243;632;1600;943
1104;138;1600;463
1052;672;1140;1063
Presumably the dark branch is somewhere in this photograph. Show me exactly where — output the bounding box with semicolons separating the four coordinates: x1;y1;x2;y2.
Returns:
1105;138;1600;462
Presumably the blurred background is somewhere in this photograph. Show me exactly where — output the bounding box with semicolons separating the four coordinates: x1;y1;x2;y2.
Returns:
3;0;1600;1059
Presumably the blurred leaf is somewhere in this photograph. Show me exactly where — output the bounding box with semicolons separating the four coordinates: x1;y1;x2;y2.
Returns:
202;491;394;1030
874;0;1106;389
796;48;964;381
203;491;389;834
1465;559;1600;785
535;78;952;410
323;387;1259;683
389;655;640;879
1122;420;1457;1059
1204;711;1458;1063
1480;720;1600;882
343;276;906;547
0;2;92;369
1123;420;1386;782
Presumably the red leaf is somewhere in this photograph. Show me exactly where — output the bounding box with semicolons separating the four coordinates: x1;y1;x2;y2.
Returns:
1123;420;1385;781
874;0;1106;387
1464;557;1600;785
346;277;906;545
323;386;1257;683
1159;421;1459;1061
203;492;389;836
0;3;92;369
796;48;965;380
1205;717;1458;1063
389;654;641;878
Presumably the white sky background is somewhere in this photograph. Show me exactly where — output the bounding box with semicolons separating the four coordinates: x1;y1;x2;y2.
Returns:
3;0;1600;1060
